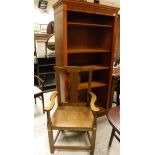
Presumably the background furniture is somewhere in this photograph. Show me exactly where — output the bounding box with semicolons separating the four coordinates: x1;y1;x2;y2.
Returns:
107;106;120;147
45;66;99;154
47;21;54;34
37;57;56;92
34;33;50;41
34;21;56;92
53;0;119;115
46;21;55;51
34;75;45;113
109;67;120;108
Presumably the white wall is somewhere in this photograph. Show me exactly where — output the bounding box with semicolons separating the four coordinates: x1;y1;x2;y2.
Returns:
34;0;54;24
34;8;54;24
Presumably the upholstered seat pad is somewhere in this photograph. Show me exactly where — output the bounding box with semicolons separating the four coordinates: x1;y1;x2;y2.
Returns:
51;106;94;130
34;86;42;95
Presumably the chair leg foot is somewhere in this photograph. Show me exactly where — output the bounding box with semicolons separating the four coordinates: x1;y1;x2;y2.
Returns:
42;95;45;114
90;149;95;154
90;151;94;155
48;129;54;153
109;128;115;147
90;128;96;155
35;98;36;104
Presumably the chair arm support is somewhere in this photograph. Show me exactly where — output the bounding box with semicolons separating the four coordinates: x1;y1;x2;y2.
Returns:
34;75;44;84
34;75;45;90
44;91;59;112
88;91;100;112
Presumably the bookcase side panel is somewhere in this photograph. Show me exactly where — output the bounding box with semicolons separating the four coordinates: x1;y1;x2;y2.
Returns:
106;15;118;108
54;4;68;102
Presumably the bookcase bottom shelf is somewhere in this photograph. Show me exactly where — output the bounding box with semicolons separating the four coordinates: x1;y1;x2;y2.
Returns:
79;65;109;71
78;81;107;90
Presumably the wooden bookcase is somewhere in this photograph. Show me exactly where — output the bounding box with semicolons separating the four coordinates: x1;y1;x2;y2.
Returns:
53;0;119;113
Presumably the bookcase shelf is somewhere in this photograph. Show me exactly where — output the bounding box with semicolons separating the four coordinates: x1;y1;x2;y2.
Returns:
79;65;109;71
78;81;107;90
54;0;119;112
68;49;111;54
68;22;113;28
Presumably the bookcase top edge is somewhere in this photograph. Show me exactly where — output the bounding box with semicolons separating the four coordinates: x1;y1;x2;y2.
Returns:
53;0;120;11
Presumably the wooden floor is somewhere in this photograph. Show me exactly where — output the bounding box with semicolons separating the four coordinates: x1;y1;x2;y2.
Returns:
34;91;120;155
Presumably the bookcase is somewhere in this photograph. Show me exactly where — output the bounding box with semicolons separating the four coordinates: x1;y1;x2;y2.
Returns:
53;0;119;113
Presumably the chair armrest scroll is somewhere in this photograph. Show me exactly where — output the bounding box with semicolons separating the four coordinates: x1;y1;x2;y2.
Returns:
44;91;59;112
88;91;100;112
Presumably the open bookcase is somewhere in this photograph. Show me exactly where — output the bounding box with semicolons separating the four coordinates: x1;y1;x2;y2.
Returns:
53;0;119;115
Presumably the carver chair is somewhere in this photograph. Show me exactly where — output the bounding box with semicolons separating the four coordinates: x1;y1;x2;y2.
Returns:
107;106;120;147
34;75;45;113
44;66;100;154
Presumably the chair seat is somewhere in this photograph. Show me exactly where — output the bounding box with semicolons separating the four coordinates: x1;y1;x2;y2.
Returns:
51;106;94;130
34;86;42;95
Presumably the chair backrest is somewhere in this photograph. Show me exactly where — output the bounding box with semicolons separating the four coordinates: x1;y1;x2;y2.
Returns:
54;66;93;106
35;40;46;58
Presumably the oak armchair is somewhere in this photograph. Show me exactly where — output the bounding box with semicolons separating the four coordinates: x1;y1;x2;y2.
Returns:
44;66;99;155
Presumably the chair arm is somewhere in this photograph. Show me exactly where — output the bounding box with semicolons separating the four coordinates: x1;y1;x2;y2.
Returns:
34;75;44;90
44;91;59;112
88;91;100;112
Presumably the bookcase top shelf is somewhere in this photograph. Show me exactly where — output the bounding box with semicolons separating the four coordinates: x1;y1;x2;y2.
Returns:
67;22;113;28
68;49;111;53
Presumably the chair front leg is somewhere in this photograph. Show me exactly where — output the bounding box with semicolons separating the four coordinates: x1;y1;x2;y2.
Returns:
46;111;55;153
108;128;115;147
48;127;54;153
35;97;36;104
41;94;45;113
90;127;96;155
91;116;97;155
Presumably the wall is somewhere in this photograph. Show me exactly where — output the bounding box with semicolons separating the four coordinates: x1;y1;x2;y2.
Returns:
34;0;54;24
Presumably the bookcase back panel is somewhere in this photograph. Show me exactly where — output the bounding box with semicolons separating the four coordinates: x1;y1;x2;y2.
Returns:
78;89;88;102
68;53;111;67
67;27;113;50
93;70;110;83
67;11;114;25
71;86;109;107
92;87;109;108
76;87;109;108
